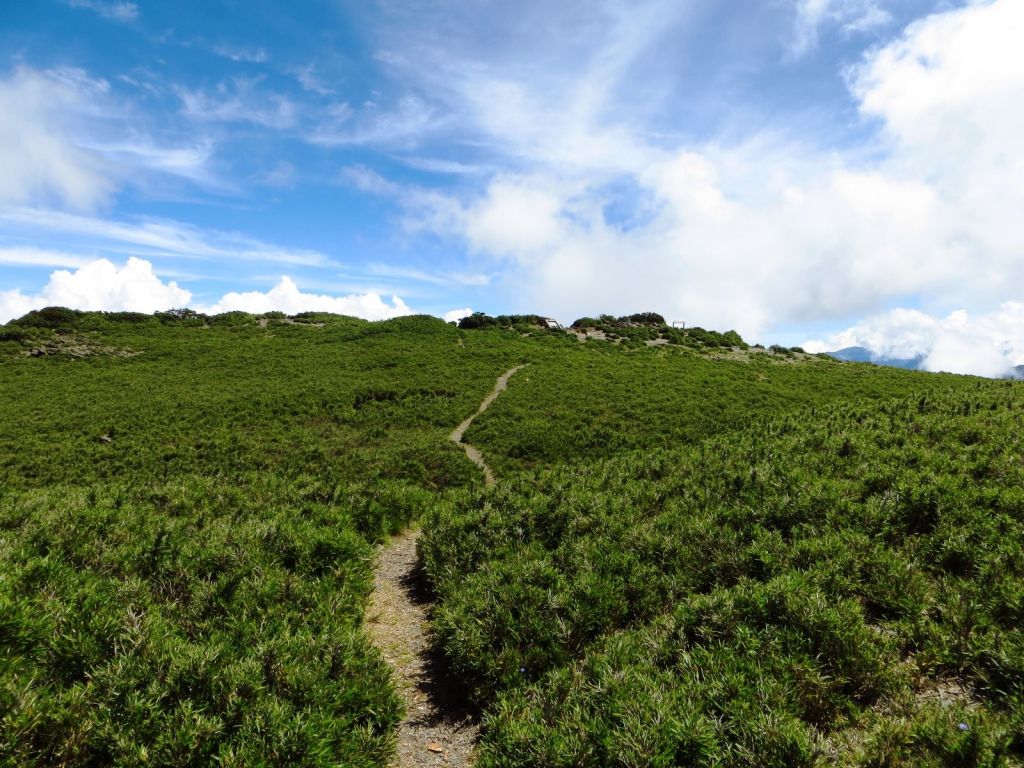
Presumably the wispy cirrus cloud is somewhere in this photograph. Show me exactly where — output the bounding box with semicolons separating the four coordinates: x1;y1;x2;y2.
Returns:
177;78;298;129
788;0;892;58
307;94;441;148
0;66;116;210
63;0;138;23
365;262;491;288
291;64;334;95
0;246;94;268
0;207;334;268
0;65;221;210
209;43;269;64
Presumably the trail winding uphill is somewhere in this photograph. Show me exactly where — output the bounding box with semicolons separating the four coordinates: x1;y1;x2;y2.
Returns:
365;365;526;767
448;365;526;488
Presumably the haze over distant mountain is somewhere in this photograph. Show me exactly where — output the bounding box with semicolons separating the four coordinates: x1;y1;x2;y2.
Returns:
827;346;924;370
830;347;1024;380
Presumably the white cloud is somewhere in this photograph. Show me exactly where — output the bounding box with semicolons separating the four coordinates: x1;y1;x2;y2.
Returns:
0;259;417;324
0;67;115;210
64;0;138;23
293;64;334;95
0;246;94;268
790;0;892;58
414;149;955;336
85;139;216;186
463;177;568;259
377;0;1024;346
0;207;332;267
0;257;190;323
398;157;488;176
0;65;220;209
210;44;268;64
849;0;1024;274
308;95;441;148
342;165;403;196
177;79;297;129
804;303;1024;378
364;263;490;288
261;161;297;188
198;276;413;320
443;307;473;323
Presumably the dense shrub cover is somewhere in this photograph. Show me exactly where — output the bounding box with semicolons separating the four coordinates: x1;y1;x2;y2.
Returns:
0;313;536;766
2;308;1019;765
568;313;748;350
458;312;551;330
465;343;977;474
423;385;1024;766
0;477;402;766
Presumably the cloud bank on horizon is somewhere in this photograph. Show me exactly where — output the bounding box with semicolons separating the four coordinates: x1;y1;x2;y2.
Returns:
0;257;413;322
1;0;1023;375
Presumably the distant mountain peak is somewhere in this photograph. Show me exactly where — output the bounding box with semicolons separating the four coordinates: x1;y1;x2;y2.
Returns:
828;346;924;370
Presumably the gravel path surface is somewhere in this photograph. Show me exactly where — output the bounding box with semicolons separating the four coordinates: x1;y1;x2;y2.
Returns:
367;366;526;767
366;529;478;767
448;365;526;488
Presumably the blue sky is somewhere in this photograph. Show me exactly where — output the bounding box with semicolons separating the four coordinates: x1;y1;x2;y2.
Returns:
2;0;1023;374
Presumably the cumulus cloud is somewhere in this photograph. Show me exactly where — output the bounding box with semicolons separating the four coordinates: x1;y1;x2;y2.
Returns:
443;307;472;323
420;147;955;335
0;257;191;323
804;303;1024;378
197;276;413;320
0;259;418;324
381;0;1024;345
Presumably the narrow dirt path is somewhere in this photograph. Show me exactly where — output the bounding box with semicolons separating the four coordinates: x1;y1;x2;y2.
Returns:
366;365;526;767
448;365;526;487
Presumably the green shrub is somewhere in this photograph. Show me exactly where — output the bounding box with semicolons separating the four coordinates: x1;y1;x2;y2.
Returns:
0;480;400;766
209;311;256;327
11;306;83;329
425;385;1024;764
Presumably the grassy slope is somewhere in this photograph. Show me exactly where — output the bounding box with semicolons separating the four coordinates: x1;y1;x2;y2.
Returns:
424;383;1024;766
0;313;534;766
2;314;1018;765
465;333;982;473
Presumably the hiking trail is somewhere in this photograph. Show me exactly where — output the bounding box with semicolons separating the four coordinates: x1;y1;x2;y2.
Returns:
366;365;526;766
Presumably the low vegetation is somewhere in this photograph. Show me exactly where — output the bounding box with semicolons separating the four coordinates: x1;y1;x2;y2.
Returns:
568;312;747;349
2;307;1021;766
1;477;407;765
422;385;1024;766
461;332;977;475
0;310;529;766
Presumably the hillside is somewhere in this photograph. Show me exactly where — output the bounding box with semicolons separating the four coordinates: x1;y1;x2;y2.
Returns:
425;387;1024;766
0;309;1020;766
